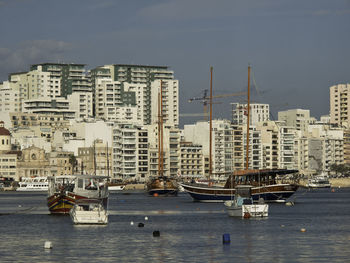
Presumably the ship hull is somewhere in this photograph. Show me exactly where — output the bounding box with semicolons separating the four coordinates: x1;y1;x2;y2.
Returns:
48;192;108;215
148;188;178;196
179;183;298;203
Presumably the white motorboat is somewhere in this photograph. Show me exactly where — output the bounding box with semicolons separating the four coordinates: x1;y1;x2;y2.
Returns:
69;199;108;225
16;177;48;192
307;174;331;188
224;185;269;218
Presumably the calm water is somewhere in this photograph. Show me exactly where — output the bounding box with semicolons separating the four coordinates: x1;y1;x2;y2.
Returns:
0;188;350;263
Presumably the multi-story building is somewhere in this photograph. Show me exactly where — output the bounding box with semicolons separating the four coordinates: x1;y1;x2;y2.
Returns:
343;129;350;164
49;151;75;176
330;84;350;127
93;64;176;125
78;139;112;177
184;120;245;180
179;142;203;178
243;127;263;170
278;109;316;131
21;98;75;119
0;81;21;126
150;79;179;127
30;63;90;98
232;103;269;126
67;88;93;120
256;121;280;169
112;124;148;181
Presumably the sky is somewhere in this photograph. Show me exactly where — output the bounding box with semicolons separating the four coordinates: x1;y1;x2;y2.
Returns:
0;0;349;127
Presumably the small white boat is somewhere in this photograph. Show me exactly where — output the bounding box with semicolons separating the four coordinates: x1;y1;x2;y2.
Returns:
16;177;48;192
307;173;331;188
69;199;108;225
224;185;269;218
108;184;126;191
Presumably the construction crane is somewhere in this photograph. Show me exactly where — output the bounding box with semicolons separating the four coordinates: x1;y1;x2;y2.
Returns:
188;89;246;120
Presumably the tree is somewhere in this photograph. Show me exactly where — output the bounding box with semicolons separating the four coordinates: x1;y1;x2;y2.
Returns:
69;154;77;174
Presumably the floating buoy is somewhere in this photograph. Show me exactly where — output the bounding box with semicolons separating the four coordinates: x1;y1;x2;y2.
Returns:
138;223;144;227
153;230;160;237
281;225;285;228
222;233;230;244
243;212;251;219
331;189;335;192
18;205;22;208
145;216;148;221
286;201;294;206
130;221;134;226
300;228;306;232
153;193;159;197
44;241;52;249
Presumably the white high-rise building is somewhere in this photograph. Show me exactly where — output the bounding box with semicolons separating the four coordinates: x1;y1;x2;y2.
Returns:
330;83;350;127
232;103;269;126
112;123;149;182
67;89;93;120
150;79;179;127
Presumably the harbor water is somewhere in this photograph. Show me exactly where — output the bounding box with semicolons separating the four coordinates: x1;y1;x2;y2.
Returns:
0;188;350;263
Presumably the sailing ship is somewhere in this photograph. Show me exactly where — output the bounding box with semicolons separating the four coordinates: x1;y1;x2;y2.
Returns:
146;80;178;196
180;66;299;202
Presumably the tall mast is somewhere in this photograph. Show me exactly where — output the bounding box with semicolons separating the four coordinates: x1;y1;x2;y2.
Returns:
209;66;213;182
106;142;109;178
245;65;251;170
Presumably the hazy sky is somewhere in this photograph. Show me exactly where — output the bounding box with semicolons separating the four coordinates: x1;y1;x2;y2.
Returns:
1;0;349;126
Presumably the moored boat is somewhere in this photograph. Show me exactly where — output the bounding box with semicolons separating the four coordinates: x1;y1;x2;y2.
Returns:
146;176;178;196
16;177;48;192
47;175;109;215
180;169;299;202
224;185;268;218
307;174;331;188
69;199;108;225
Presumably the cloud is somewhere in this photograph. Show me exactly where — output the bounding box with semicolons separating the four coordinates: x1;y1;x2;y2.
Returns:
0;39;72;80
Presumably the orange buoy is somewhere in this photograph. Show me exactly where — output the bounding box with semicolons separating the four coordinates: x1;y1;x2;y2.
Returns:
243;212;251;219
300;228;306;232
153;193;159;197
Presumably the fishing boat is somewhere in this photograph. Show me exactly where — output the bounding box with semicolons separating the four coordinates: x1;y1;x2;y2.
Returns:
146;80;178;196
16;177;48;192
307;173;331;188
47;175;109;215
180;66;299;202
224;185;268;218
69;199;108;225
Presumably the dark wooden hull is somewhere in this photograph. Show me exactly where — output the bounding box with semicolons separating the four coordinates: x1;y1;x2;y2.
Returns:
47;192;108;215
179;183;298;202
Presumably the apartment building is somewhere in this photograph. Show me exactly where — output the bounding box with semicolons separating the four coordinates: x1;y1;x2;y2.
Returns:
112;124;148;182
184;120;245;179
179;142;203;178
278;109;316;131
232;103;269;126
306;124;343;174
30;63;90;98
330;84;350;127
93;64;176;125
67;88;93;120
150;79;179;127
